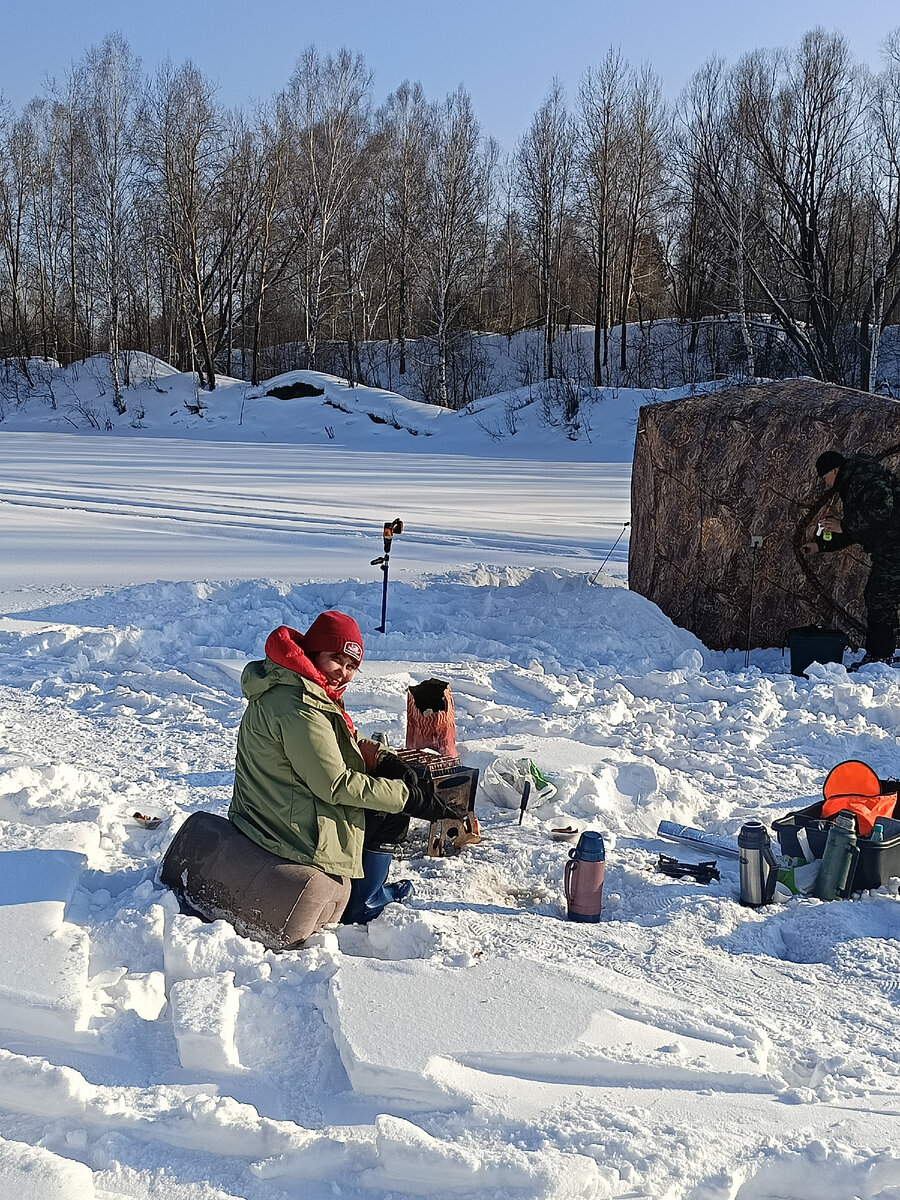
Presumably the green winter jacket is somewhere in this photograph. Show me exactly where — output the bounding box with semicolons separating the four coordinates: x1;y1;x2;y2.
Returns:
228;654;408;878
820;454;900;556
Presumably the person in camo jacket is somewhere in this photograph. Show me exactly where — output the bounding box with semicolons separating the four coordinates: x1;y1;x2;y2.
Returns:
801;451;900;670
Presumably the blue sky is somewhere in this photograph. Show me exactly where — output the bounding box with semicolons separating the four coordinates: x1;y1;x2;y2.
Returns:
2;0;898;148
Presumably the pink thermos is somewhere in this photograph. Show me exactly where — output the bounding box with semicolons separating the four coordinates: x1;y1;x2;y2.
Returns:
564;831;606;922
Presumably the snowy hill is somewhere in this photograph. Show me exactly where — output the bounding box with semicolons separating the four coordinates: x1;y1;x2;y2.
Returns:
0;352;737;462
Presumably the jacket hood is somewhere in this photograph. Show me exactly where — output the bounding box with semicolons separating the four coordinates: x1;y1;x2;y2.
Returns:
242;625;355;733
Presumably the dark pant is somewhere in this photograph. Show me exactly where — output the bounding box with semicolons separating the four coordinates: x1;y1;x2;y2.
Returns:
364;808;411;852
864;550;900;658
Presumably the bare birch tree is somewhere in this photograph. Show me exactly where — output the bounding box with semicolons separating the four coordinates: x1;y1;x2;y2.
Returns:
861;28;900;390
577;50;630;384
280;47;372;369
143;61;244;389
0;110;35;367
78;33;142;412
616;65;667;374
677;58;758;374
420;86;486;406
244;110;291;385
378;81;429;378
685;33;868;385
517;79;573;379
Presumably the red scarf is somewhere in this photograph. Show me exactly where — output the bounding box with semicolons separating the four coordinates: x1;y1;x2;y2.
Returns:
264;625;356;735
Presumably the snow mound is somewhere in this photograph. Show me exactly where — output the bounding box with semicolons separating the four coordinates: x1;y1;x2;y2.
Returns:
0;1136;96;1200
326;956;776;1110
0;849;90;1040
0;348;742;461
170;972;242;1072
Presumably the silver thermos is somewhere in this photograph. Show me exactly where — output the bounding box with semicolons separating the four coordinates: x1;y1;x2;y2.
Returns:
738;820;779;907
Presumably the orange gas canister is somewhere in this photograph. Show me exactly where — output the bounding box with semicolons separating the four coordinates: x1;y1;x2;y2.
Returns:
821;760;897;838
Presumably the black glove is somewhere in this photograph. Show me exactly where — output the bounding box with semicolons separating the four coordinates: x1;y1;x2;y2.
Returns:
375;754;467;822
402;771;470;822
373;753;420;791
401;769;442;820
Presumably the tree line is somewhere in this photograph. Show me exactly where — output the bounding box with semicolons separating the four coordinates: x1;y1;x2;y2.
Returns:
1;27;900;409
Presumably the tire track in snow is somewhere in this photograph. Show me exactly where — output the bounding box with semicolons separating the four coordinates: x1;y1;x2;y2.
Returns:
0;481;626;561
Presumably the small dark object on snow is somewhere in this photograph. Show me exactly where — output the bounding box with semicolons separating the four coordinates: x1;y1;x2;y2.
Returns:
655;855;720;884
518;780;531;825
550;826;580;843
266;381;325;400
133;812;162;829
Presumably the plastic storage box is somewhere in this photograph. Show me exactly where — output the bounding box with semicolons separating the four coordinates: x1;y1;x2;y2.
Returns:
772;803;900;890
784;626;847;676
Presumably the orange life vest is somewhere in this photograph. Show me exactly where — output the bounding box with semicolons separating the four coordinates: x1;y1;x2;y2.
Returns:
821;760;897;837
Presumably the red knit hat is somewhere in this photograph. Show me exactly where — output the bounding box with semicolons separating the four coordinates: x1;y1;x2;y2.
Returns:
303;611;364;664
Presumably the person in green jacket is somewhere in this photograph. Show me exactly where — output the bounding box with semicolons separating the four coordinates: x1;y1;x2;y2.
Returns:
228;610;456;937
801;450;900;669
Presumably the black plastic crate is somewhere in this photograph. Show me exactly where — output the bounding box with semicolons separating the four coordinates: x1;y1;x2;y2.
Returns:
773;801;900;890
784;626;847;676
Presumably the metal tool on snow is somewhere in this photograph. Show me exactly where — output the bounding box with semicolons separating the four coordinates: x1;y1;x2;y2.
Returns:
589;521;630;584
518;780;531;825
655;855;720;884
656;820;740;858
371;517;403;633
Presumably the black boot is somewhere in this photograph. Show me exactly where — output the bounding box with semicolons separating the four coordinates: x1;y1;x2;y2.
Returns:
852;620;899;670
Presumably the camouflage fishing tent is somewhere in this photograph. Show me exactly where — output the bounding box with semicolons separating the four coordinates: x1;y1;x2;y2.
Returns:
628;379;900;651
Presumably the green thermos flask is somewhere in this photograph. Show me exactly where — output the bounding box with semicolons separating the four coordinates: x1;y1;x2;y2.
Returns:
813;809;859;901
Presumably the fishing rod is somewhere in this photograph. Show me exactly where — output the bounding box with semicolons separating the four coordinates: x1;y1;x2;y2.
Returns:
371;517;404;632
589;521;630;585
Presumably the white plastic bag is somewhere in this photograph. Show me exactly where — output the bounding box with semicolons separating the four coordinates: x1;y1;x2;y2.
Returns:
480;757;557;810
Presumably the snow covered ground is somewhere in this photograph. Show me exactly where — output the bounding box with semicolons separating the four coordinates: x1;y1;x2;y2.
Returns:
0;433;629;592
1;366;899;1199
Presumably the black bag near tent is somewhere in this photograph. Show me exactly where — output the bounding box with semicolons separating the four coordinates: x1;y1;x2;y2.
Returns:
784;626;847;676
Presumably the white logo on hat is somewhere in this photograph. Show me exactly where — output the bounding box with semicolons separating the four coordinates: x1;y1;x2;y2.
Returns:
343;640;362;660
